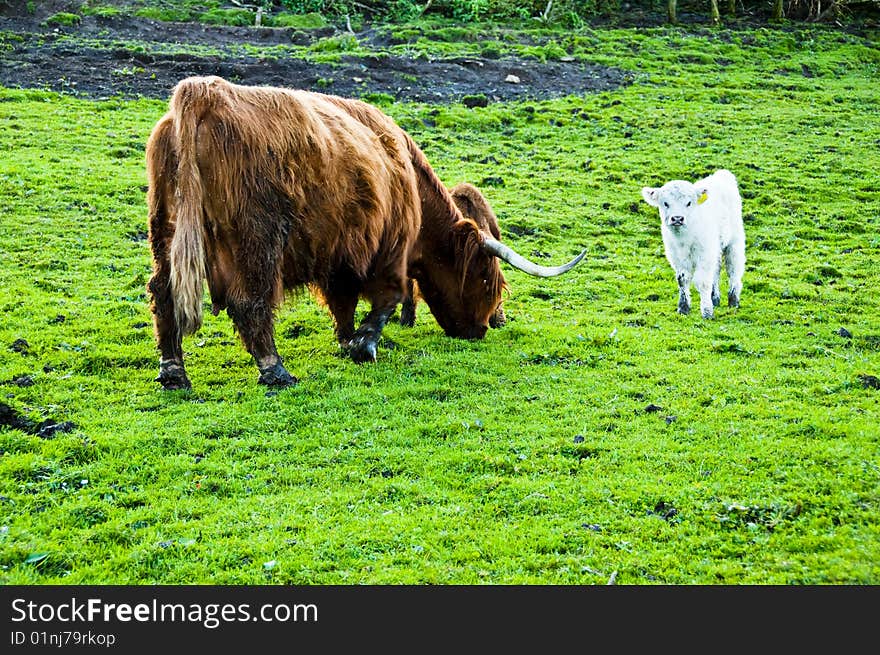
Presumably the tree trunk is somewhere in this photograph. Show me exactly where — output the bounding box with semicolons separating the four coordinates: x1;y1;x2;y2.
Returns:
710;0;721;23
727;0;736;14
773;0;784;20
667;0;677;23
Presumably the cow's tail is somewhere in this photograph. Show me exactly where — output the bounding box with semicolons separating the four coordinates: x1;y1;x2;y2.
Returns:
167;77;215;337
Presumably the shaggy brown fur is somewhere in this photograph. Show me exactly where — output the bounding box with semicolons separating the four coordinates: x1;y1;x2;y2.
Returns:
146;76;516;390
321;94;507;339
401;182;508;330
147;76;420;388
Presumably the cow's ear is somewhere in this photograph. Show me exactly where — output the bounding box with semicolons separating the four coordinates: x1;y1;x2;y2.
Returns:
453;219;486;258
641;187;660;207
452;218;480;240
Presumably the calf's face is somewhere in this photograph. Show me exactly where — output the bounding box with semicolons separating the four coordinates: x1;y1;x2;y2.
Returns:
641;180;707;229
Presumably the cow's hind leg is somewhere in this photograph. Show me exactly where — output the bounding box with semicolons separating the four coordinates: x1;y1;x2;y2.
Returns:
227;227;296;387
149;257;192;391
227;295;296;387
147;168;191;390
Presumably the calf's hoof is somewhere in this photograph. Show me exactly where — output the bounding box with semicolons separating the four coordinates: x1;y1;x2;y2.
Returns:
258;363;298;387
728;292;740;308
349;336;378;364
156;363;191;391
701;309;715;319
712;294;721;307
677;304;690;316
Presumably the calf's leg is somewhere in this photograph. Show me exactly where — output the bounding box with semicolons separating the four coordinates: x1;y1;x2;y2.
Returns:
724;241;746;308
712;259;722;307
693;263;716;319
676;270;692;315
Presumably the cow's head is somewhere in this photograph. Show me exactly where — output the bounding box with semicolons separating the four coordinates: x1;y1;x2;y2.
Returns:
412;184;586;340
641;179;708;230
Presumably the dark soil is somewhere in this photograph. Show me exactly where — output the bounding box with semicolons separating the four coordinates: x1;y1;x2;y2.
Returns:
0;402;76;438
0;6;630;103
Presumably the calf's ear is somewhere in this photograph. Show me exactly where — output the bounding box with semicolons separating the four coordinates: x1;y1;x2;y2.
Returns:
641;187;660;207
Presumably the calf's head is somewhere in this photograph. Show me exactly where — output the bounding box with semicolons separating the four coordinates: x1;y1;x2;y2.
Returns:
641;179;709;229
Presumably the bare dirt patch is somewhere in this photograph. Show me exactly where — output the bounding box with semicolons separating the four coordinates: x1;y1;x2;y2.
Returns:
0;11;630;103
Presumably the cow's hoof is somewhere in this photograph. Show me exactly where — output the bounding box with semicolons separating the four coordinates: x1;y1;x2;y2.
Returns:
399;298;416;327
156;364;191;391
677;305;690;316
258;363;298;387
712;294;721;307
728;293;740;308
349;337;378;364
702;310;715;320
399;313;415;328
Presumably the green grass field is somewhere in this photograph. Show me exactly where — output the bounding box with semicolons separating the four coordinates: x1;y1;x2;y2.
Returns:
1;21;878;584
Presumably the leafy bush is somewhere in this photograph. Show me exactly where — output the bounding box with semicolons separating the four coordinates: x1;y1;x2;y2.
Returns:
79;3;124;18
310;33;360;52
269;11;328;28
43;12;81;27
134;7;193;22
199;8;256;26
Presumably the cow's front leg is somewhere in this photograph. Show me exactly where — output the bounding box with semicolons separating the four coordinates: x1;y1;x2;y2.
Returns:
321;268;360;347
350;269;405;363
399;278;417;328
350;304;399;363
327;293;358;347
228;298;297;387
676;271;692;315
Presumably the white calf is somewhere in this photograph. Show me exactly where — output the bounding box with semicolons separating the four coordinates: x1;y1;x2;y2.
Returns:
641;169;745;319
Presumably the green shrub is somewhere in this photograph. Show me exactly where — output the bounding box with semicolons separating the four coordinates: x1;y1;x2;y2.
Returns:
79;3;123;18
134;7;193;22
310;33;359;53
199;8;256;27
269;11;328;28
43;12;81;27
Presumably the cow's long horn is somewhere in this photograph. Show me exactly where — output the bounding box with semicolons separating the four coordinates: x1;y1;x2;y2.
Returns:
481;236;586;278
